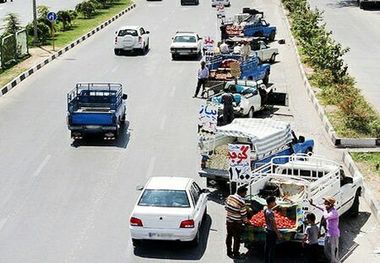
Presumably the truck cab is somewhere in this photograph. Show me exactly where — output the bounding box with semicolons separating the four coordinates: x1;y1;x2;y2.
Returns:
67;83;127;140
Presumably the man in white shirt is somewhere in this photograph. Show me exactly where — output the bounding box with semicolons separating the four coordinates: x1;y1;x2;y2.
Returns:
240;40;251;61
220;41;230;54
193;61;209;98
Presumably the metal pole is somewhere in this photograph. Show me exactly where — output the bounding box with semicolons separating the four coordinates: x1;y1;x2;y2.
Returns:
32;0;39;45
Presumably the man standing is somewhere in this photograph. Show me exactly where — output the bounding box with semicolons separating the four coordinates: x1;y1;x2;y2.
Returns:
225;185;249;259
264;196;282;263
193;61;209;98
220;40;230;54
221;92;235;125
310;197;340;263
240;40;251;61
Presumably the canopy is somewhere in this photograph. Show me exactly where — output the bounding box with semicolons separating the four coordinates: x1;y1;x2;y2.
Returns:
216;118;293;156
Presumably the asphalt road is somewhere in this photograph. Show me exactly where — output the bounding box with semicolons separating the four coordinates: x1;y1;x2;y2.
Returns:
308;0;380;114
0;0;84;28
0;0;379;262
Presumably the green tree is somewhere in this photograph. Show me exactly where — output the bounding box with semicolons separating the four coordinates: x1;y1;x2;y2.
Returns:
57;10;72;31
2;13;21;36
75;1;97;18
26;22;50;44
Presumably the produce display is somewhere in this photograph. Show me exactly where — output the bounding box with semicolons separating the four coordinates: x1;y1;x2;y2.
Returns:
249;210;296;229
207;145;229;170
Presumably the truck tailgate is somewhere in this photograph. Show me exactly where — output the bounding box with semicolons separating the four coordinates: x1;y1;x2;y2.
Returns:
70;112;114;126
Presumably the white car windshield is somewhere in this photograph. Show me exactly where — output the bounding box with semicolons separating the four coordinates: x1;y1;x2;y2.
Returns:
138;189;190;208
174;35;197;43
118;29;138;37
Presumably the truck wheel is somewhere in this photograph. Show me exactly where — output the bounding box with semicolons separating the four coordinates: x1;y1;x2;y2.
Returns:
269;54;276;63
306;147;313;155
248;107;255;118
263;72;269;85
120;113;126;124
348;189;360;217
269;31;276;42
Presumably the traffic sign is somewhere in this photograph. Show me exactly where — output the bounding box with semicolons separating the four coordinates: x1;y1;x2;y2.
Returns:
47;12;57;22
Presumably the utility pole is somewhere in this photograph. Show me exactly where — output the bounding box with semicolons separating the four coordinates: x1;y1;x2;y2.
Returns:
32;0;39;45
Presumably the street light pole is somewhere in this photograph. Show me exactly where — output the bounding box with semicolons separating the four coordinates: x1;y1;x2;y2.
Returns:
32;0;38;45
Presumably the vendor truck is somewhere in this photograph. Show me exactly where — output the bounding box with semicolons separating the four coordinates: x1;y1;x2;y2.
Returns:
198;119;314;188
241;154;362;245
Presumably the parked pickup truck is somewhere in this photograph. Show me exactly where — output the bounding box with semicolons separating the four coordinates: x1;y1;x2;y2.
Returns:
225;36;279;63
67;83;127;140
241;154;362;245
206;54;271;84
198;119;314;188
209;80;273;118
221;16;276;41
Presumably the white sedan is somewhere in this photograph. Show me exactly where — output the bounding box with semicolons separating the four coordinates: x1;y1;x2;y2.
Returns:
129;177;208;246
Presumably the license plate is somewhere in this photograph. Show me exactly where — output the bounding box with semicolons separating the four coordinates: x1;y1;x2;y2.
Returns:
148;233;173;238
179;52;190;55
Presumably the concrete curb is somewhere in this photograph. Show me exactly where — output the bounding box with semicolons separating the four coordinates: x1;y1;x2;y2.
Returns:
0;3;136;97
342;151;380;221
280;5;380;148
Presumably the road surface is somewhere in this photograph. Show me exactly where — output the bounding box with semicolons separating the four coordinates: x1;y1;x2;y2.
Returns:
308;0;380;114
0;0;379;262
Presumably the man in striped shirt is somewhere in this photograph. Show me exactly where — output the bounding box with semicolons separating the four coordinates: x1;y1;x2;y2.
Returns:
225;185;249;259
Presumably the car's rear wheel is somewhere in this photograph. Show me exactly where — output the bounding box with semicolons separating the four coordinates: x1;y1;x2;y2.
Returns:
269;53;276;63
172;54;177;60
269;31;276;42
248;107;255;118
132;239;142;247
348;189;361;217
263;71;269;85
189;228;200;247
114;49;121;56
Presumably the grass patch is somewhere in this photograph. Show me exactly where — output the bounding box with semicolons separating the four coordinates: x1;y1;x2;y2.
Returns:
351;152;380;177
50;0;132;48
0;64;29;88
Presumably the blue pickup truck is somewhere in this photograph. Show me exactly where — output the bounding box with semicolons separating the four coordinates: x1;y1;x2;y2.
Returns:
206;54;271;84
67;83;127;140
221;17;276;41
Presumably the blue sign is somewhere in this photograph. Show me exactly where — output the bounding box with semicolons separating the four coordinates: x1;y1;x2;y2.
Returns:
47;12;57;22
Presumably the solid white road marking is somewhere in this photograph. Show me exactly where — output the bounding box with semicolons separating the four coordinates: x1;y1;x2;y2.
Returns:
111;65;119;73
169;85;176;97
159;115;167;130
145;156;156;178
32;155;51;178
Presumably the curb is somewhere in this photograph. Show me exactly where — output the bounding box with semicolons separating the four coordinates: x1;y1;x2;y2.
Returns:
341;151;380;222
0;3;136;97
280;5;380;148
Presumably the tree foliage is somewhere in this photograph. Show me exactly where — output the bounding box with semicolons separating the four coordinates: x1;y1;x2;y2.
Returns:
2;13;21;36
75;1;97;19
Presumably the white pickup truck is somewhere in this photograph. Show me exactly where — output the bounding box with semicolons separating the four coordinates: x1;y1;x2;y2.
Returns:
209;80;273;118
226;37;279;63
243;154;363;243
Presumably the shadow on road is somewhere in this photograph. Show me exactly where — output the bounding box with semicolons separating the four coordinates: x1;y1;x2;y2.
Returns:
330;0;380;10
339;210;371;261
133;215;212;260
70;121;131;148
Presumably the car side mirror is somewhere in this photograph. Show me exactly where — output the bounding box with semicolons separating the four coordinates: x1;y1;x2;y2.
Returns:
136;185;144;191
298;136;305;143
115;31;118;34
199;37;203;40
122;94;128;100
146;31;150;34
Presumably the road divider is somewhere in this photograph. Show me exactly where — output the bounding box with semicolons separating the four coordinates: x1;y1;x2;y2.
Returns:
0;2;136;98
280;3;380;148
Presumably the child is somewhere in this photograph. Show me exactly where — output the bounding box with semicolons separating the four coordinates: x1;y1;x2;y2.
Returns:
303;213;319;263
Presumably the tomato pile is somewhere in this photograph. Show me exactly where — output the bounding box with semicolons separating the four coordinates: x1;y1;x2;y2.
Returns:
249;210;296;229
